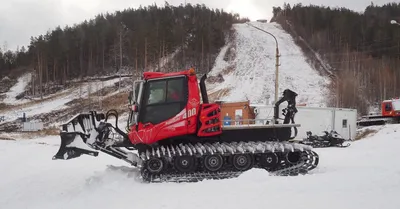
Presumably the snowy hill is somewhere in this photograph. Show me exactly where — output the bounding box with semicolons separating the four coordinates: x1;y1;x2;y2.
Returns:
0;21;331;132
1;124;400;209
207;21;330;106
0;73;133;131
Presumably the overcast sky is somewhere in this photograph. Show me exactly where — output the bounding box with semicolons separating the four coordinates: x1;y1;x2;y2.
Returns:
0;0;395;52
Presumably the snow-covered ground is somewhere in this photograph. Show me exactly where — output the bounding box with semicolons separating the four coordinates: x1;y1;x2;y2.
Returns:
1;124;400;209
207;22;330;106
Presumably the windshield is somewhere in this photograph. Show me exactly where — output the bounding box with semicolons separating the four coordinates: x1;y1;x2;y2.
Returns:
145;77;185;106
147;80;166;105
392;99;400;111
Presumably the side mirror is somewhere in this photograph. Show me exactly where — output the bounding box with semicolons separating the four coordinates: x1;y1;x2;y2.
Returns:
131;104;139;112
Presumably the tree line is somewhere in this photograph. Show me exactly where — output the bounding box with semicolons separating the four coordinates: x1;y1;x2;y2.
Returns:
0;45;30;76
271;2;400;114
0;2;248;97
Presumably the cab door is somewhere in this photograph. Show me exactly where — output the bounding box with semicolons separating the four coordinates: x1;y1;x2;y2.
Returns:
133;76;188;144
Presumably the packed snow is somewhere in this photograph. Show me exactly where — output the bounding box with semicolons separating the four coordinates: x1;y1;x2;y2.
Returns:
207;22;330;106
1;124;400;209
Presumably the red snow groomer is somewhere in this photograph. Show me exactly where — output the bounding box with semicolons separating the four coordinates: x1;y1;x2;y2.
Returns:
52;68;319;182
357;98;400;127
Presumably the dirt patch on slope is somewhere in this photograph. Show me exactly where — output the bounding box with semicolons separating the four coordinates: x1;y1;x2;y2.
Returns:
0;136;15;141
0;85;80;112
355;128;379;140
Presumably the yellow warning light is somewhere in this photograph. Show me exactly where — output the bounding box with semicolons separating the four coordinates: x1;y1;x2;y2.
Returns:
189;68;195;75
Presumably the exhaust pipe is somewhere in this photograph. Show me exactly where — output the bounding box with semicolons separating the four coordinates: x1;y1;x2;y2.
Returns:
200;74;209;104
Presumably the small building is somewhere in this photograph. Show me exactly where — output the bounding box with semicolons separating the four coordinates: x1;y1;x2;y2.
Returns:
250;104;358;140
18;113;44;132
215;100;256;125
22;121;43;132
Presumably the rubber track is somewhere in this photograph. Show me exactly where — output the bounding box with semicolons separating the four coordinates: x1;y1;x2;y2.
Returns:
138;141;319;183
268;150;319;176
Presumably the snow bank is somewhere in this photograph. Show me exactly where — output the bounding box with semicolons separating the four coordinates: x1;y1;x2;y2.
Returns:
207;22;330;106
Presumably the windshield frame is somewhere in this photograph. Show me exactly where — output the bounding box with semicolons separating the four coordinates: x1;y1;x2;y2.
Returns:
132;80;144;105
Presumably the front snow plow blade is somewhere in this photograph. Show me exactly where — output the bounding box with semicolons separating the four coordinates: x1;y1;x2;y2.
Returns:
52;111;106;160
52;110;143;167
52;132;99;160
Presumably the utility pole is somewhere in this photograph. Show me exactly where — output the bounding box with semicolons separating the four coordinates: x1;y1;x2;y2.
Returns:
391;20;400;97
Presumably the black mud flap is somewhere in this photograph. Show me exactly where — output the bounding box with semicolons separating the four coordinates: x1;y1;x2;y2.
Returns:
52;132;99;160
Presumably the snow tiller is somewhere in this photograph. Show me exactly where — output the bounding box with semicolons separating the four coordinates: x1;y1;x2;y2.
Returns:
52;68;319;182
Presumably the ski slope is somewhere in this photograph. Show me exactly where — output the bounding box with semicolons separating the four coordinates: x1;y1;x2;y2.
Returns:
207;21;330;106
1;125;400;209
2;72;32;105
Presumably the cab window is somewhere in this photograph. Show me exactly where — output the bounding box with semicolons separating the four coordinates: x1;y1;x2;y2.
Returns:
385;103;392;112
140;76;187;124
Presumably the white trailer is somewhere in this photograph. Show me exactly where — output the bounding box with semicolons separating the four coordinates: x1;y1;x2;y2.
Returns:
251;105;357;140
22;122;43;132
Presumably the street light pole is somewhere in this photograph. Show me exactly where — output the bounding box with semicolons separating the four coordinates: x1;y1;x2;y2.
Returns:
391;20;400;26
246;23;280;106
